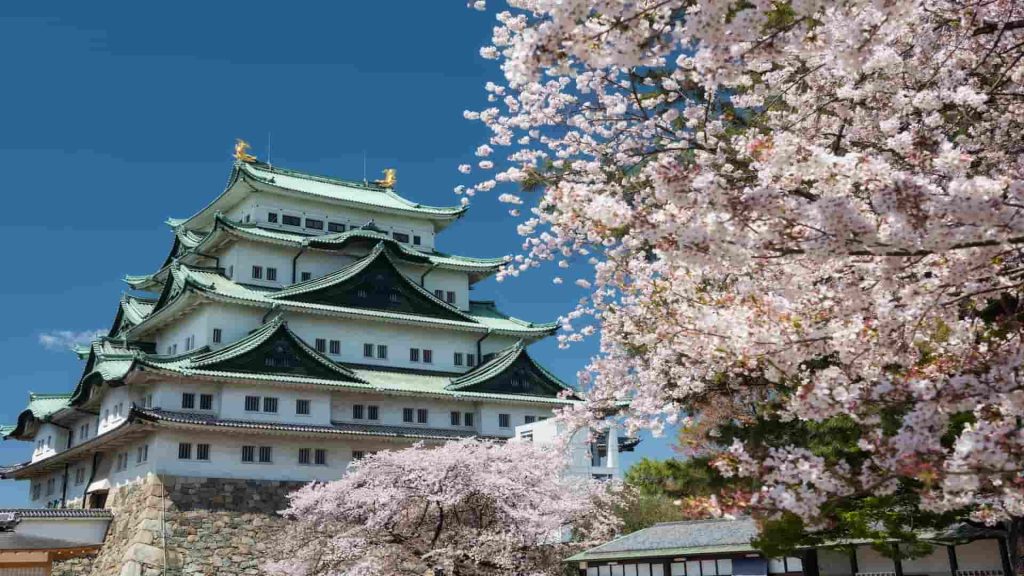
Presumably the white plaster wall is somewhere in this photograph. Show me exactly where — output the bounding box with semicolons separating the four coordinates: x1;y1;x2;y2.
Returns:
30;423;68;462
28;468;66;507
479;405;557;437
148;380;223;414
15;517;109;545
220;385;334;426
68;413;99;446
296;249;357;282
219;241;299;288
106;438;156;489
902;545;952;576
954;539;1003;571
150;430;395;481
203;305;265;350
152;306;210;355
818;549;853;576
97;387;133;435
415;267;470;311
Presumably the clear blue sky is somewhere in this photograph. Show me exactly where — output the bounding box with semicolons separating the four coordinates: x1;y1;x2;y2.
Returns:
0;2;676;506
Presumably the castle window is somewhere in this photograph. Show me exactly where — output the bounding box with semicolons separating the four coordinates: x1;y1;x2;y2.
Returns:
402;408;414;423
467;354;476;367
263;397;279;413
305;218;324;230
329;340;340;355
377;345;388;359
213;328;222;343
363;343;374;358
410;348;420;362
413;235;421;245
498;414;511;429
510;378;524;388
446;291;455;304
357;288;368;298
241;445;255;463
46;478;55;495
267;267;278;281
137;444;149;464
315;338;326;353
199;394;213;410
352;450;364;460
450;411;461;426
282;214;301;226
417;409;428;424
181;393;195;410
454;352;463;366
389;291;400;303
197;444;210;461
392;232;410;243
268;212;279;224
298;448;311;465
252;265;263;280
423;349;433;364
301;271;312;281
433;289;444;299
32;483;41;500
368;405;379;420
296;399;311;415
525;415;536;424
258;446;273;463
178;443;192;460
74;467;85;485
328;222;345;233
352;404;365;420
315;449;327;466
244;396;260;412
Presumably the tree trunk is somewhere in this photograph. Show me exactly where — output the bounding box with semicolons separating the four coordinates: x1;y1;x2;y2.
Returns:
1005;516;1024;576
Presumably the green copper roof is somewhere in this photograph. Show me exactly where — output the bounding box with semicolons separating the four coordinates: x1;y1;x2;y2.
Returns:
173;161;467;232
447;341;577;397
5;393;74;439
108;294;157;337
129;263;556;340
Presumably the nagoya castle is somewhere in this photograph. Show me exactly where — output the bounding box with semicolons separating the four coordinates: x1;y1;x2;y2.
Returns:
0;140;629;532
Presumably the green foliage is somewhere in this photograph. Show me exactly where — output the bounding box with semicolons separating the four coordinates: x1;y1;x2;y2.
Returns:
614;491;687;534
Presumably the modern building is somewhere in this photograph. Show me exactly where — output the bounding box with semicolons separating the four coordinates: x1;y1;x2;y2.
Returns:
0;148;610;508
515;418;638;480
567;518;1010;576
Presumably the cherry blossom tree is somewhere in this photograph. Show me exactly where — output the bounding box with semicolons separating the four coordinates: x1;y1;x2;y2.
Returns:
461;0;1024;558
263;438;621;576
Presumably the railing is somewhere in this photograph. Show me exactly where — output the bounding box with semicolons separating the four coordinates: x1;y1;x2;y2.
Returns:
855;572;895;576
957;571;1004;576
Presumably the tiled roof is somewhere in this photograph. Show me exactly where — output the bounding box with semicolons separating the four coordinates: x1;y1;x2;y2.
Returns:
0;508;113;519
128;263;556;339
136;408;497;441
448;340;573;394
173;161;467;232
567;519;759;562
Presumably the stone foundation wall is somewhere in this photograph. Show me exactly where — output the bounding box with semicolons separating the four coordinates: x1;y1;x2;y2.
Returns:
54;474;305;576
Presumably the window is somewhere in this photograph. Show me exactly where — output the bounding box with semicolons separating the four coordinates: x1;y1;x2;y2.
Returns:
423;349;433;364
74;467;85;485
244;396;260;412
143;394;152;408
393;232;410;243
417;409;428;424
268;212;279;224
368;405;379;420
498;414;511;428
46;478;55;495
352;450;365;460
185;335;194;351
32;483;41;500
267;267;278;281
263;397;279;413
296;399;311;415
241;445;255;463
467;354;476;367
702;560;718;576
213;328;222;343
410;348;420;362
328;222;345;233
363;343;374;357
315;338;326;353
450;411;461;426
298;448;311;465
357;288;368;298
282;214;301;226
252;265;263;280
301;271;312;281
258;446;273;463
403;408;414;423
353;404;365;420
178;443;192;460
465;413;474;427
433;289;444;299
717;559;733;575
671;564;686;576
329;340;340;355
200;394;213;410
413;235;421;245
315;448;327;465
388;291;400;303
79;423;89;441
181;393;195;409
227;265;234;279
446;291;456;304
525;415;536;424
138;444;149;463
377;344;388;359
305;218;324;230
454;352;464;366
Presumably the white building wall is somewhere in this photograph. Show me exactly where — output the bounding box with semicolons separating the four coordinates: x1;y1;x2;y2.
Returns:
15;517;110;545
220;385;333;426
97;386;133;435
514;418;622;479
152;306;210;356
30;423;68;462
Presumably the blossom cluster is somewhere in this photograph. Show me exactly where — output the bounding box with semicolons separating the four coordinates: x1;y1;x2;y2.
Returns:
461;0;1024;527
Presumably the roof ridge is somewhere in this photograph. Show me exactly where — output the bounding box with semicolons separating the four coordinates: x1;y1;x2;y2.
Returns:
29;392;73;399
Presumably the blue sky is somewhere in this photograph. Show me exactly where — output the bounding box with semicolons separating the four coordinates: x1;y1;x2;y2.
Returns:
0;2;676;506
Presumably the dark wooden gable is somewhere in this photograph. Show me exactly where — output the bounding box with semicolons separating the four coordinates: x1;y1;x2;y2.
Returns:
202;326;357;380
280;252;468;321
459;354;569;397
